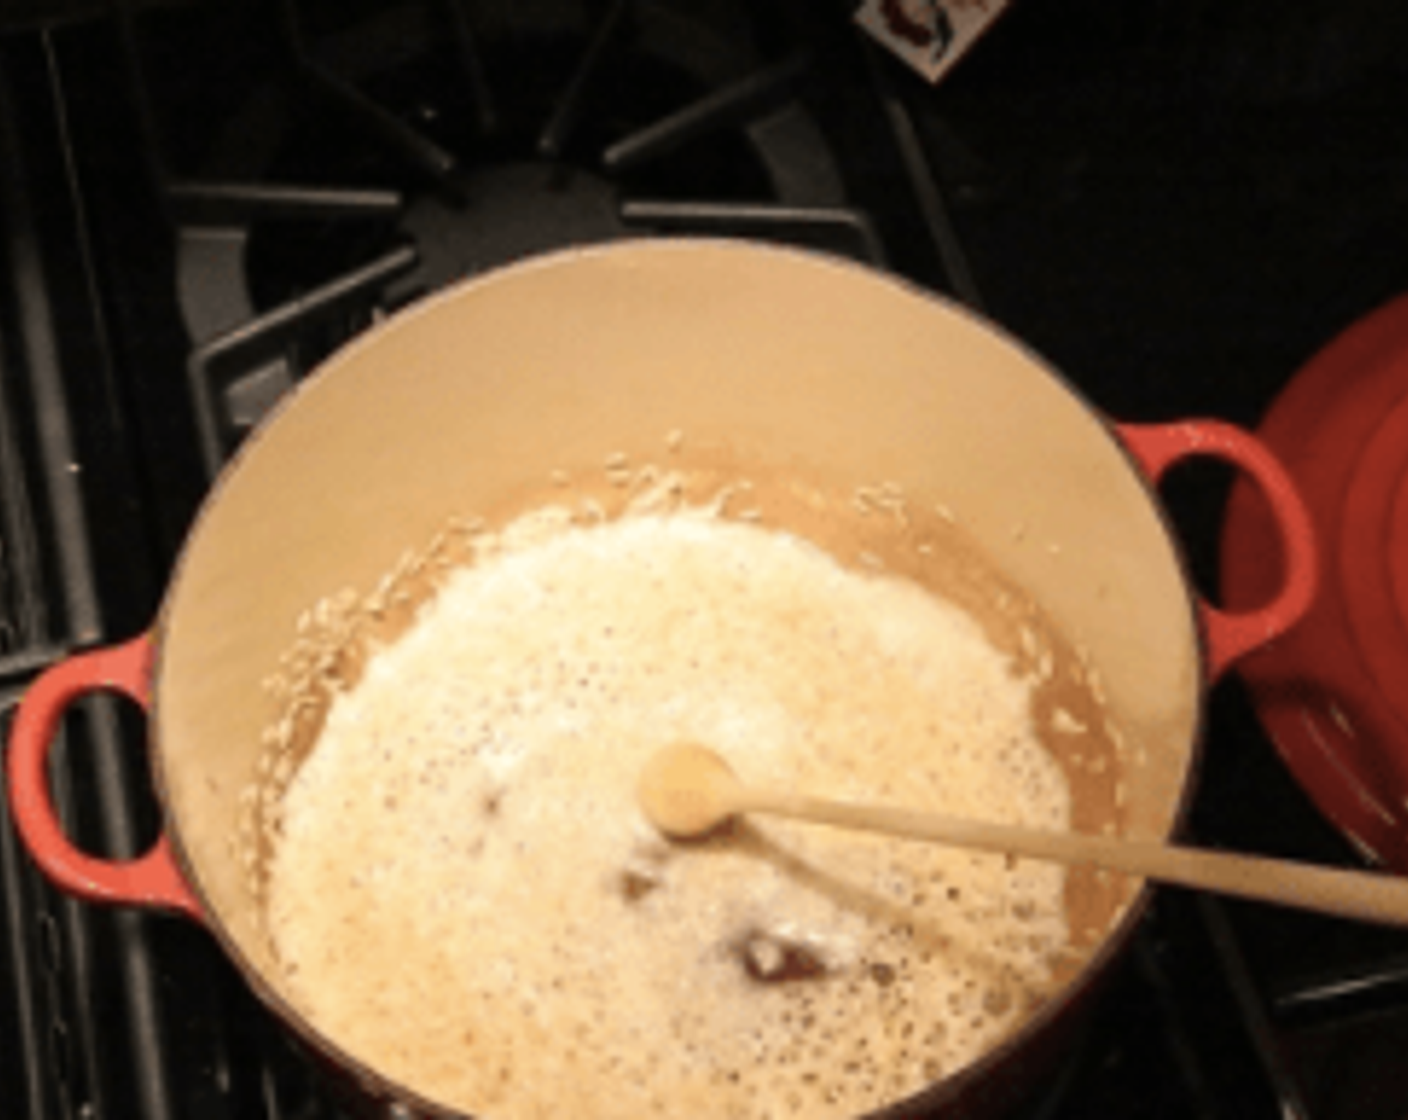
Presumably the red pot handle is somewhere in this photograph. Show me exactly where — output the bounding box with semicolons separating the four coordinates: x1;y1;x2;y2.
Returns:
1116;420;1318;681
6;635;203;919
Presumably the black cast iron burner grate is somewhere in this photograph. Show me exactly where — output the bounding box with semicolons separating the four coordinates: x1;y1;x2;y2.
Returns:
117;0;883;478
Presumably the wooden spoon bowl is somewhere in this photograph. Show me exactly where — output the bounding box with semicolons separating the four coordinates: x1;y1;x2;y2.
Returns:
638;743;1408;927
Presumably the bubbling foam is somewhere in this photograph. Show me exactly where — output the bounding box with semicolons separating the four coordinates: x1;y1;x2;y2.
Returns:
266;511;1074;1119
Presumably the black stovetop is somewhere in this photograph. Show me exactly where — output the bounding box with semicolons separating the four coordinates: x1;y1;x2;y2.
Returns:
4;2;1408;1118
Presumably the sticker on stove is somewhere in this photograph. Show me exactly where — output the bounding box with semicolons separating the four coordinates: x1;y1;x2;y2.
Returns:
855;0;1010;84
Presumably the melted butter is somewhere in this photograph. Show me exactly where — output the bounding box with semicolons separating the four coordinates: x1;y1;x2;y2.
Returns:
259;460;1128;1119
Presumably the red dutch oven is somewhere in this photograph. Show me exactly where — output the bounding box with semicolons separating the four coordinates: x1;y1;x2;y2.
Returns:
6;241;1315;1117
1224;292;1408;872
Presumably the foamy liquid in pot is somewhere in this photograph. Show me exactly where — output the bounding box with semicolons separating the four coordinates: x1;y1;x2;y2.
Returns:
263;483;1107;1120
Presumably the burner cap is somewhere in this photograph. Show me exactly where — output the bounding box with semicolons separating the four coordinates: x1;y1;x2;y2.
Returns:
1223;292;1408;869
387;163;628;302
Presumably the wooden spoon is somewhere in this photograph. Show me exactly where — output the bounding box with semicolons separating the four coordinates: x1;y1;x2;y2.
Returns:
637;742;1408;927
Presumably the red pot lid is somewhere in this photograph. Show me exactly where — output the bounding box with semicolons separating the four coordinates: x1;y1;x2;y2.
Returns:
1223;292;1408;870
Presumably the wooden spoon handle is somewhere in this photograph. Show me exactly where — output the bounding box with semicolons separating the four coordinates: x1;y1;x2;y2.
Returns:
737;789;1408;927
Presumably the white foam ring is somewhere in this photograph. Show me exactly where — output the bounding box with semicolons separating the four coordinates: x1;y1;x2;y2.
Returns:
265;512;1072;1119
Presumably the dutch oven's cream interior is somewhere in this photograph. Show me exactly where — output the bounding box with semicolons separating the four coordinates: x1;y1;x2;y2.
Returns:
152;240;1200;1036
